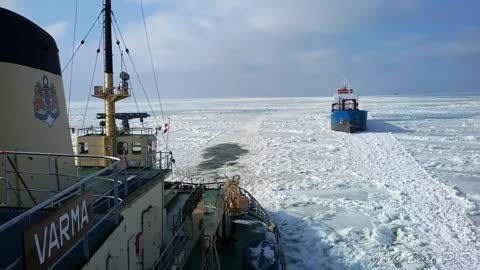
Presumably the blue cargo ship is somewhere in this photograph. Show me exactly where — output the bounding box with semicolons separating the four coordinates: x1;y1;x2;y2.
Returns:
330;86;368;133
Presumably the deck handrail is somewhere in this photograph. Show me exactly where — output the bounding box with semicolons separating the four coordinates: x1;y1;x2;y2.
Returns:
153;217;193;270
77;126;155;136
239;187;271;224
0;150;121;233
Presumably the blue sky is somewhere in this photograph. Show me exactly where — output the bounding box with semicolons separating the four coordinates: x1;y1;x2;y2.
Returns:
1;0;479;99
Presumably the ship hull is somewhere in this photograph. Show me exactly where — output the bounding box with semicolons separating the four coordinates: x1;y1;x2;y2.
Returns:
330;109;368;133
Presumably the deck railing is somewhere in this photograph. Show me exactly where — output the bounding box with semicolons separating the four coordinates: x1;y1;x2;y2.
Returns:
238;187;271;224
152;184;203;270
154;217;194;270
71;143;172;170
156;150;173;170
77;126;155;136
0;150;122;269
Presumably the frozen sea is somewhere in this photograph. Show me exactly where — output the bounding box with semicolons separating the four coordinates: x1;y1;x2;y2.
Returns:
70;95;480;269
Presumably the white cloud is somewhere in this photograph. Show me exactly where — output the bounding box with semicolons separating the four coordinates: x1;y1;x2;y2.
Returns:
427;28;480;56
347;26;480;94
384;34;428;47
122;0;393;74
78;0;480;98
138;0;420;34
115;0;421;97
45;21;68;42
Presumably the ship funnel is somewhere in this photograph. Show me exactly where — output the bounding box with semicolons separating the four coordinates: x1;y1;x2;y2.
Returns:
0;8;76;206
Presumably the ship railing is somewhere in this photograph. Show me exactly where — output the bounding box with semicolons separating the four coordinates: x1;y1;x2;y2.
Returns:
238;187;287;269
71;144;172;170
72;144;155;169
0;151;118;207
77;126;155;136
238;187;271;225
153;217;194;270
122;127;156;135
77;126;105;136
153;185;203;270
0;150;122;269
153;150;173;170
331;98;359;111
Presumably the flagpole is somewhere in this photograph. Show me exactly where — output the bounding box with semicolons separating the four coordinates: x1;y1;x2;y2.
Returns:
166;117;170;151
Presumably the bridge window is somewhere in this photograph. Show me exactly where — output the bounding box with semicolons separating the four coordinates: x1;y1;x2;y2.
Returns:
117;142;128;155
132;143;142;155
79;142;88;154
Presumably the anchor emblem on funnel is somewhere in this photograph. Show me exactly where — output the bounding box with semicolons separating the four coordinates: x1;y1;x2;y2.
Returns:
33;75;60;127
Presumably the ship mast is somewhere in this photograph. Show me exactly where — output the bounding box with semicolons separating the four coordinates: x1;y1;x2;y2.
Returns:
104;0;114;138
91;0;129;157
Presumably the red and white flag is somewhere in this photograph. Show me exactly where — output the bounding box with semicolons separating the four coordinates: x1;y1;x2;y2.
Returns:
163;122;169;133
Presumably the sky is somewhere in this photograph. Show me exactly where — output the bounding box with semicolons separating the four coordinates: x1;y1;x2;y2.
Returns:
1;0;479;99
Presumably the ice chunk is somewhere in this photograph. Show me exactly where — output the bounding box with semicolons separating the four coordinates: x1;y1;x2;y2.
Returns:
372;224;395;246
337;227;354;237
379;212;391;224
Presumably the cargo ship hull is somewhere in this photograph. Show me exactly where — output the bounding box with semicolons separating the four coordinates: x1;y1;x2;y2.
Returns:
330;109;368;133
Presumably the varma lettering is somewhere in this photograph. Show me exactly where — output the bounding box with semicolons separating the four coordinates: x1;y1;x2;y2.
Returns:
33;199;90;264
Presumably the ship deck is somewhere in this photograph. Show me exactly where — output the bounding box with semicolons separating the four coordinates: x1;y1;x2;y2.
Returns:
0;165;172;270
182;189;284;270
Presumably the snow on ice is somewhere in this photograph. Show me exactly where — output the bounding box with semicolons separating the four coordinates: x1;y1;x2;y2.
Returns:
69;96;480;269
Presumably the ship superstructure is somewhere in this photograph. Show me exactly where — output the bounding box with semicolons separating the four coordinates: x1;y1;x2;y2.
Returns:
0;2;285;270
